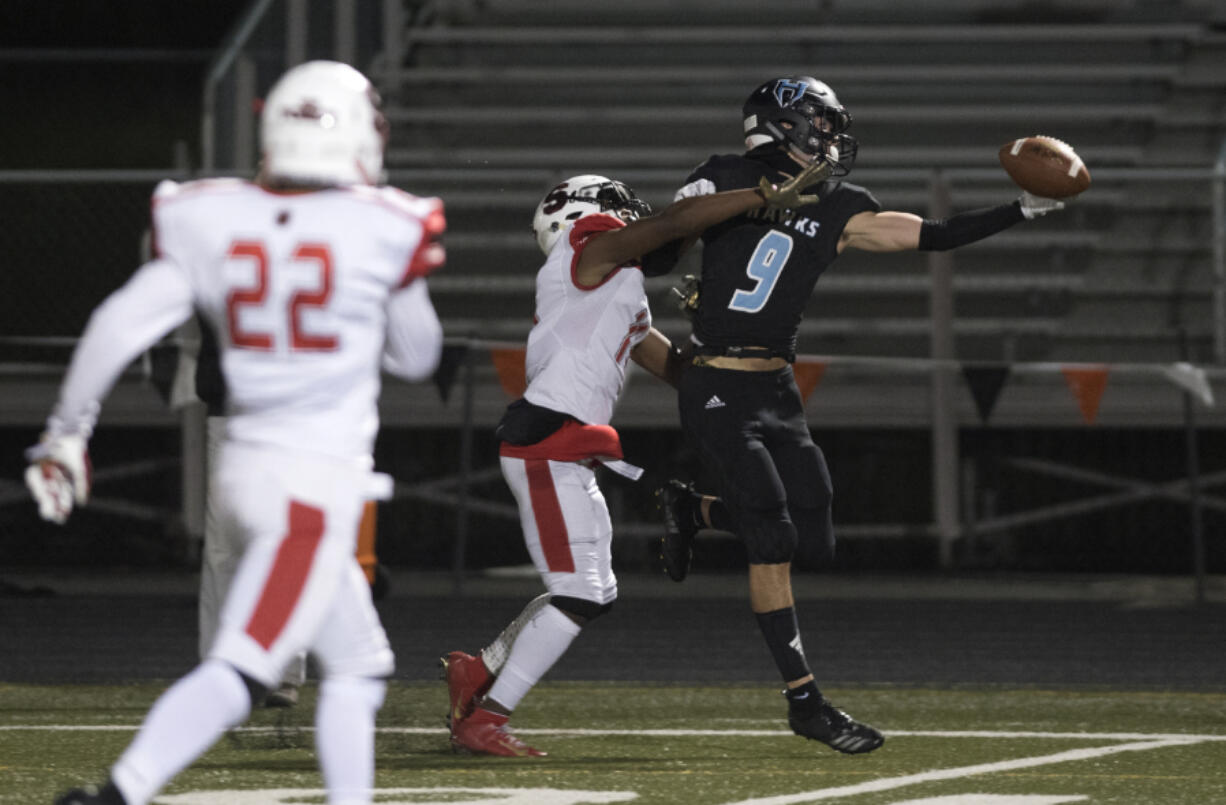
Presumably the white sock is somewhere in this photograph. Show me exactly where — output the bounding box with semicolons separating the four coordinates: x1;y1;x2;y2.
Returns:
111;660;250;805
486;604;582;712
482;592;551;675
315;676;386;805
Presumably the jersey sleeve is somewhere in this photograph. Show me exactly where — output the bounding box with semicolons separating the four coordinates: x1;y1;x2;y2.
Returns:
567;213;625;254
674;155;723;201
365;187;447;289
150;179;244;272
149;180;186;266
832;182;883;218
382;279;443;380
397;196;446;287
50;258;195;435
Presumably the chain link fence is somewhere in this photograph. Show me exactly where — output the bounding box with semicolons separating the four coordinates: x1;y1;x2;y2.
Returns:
0;174;182;343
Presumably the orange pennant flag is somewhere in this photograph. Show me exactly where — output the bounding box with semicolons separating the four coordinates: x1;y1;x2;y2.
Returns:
793;359;828;403
1061;365;1110;424
490;348;527;399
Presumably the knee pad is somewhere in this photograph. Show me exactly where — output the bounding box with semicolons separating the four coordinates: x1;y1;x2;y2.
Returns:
741;510;798;565
550;595;613;623
790;505;835;565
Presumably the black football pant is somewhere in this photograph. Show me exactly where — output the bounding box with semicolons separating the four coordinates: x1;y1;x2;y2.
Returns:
678;364;835;565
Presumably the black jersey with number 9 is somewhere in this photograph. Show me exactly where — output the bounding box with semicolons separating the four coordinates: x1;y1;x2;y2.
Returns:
678;148;880;357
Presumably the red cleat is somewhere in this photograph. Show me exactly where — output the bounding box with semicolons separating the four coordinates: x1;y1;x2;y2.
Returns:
451;708;546;757
440;650;493;730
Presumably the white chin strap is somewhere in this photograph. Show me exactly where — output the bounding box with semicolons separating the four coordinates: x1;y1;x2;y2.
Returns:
745;132;775;151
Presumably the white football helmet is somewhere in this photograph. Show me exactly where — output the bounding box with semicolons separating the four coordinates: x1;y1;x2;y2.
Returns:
260;60;388;186
531;175;653;255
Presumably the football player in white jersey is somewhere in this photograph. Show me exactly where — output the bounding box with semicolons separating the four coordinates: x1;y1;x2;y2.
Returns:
440;166;829;757
31;61;444;805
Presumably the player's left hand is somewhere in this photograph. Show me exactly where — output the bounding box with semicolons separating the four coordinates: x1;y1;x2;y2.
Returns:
758;158;834;210
1019;191;1065;219
671;274;701;320
25;433;91;524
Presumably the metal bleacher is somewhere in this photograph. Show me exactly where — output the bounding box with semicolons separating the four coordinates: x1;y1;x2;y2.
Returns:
374;0;1226;425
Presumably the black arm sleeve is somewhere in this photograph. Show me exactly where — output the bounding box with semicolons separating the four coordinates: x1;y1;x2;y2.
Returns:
640;238;685;277
917;200;1025;252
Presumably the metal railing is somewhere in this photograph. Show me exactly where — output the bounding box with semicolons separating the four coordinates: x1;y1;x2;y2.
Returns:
200;0;393;174
1214;140;1226;362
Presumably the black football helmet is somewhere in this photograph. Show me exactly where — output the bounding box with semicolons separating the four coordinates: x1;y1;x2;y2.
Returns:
742;76;858;176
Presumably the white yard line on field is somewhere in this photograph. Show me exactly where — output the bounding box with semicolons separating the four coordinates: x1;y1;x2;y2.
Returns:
8;723;1219;804
2;725;1225;742
719;737;1207;805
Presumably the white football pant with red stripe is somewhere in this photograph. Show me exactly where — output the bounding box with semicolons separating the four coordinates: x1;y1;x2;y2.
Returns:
499;455;617;605
208;441;394;686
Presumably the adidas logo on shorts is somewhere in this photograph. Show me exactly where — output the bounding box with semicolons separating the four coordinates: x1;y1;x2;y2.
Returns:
704;395;726;409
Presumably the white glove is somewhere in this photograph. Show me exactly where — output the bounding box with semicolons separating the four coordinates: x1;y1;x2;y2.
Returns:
25;434;91;524
1019;191;1065;220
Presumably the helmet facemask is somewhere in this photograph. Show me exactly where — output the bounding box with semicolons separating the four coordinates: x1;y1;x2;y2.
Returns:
594;181;653;222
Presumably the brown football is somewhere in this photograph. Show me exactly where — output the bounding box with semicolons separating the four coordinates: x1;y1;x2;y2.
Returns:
998;136;1091;199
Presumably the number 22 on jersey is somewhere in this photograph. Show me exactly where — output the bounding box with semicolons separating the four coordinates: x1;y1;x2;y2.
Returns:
727;230;794;314
226;240;339;352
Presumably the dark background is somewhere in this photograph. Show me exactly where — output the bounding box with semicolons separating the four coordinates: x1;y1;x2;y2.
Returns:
5;577;1225;689
1;1;1222;579
3;425;1223;575
0;0;249;169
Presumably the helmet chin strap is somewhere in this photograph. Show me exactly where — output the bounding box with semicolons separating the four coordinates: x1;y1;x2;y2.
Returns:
785;143;819;168
781;143;842;181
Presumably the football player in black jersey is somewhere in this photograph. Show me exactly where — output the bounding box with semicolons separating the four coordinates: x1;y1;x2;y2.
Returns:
652;76;1065;755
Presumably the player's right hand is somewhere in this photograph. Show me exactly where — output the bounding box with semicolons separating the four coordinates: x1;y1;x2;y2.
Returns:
1018;191;1065;220
25;434;91;524
758;158;834;210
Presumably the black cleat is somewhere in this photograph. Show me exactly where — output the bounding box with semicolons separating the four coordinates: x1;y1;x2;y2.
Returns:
655;480;699;582
54;782;126;805
787;695;885;755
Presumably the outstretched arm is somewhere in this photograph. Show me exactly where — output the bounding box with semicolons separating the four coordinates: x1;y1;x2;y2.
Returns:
27;258;194;523
839;193;1062;254
49;258;195;435
576;159;831;284
838;210;926;253
575;189;764;284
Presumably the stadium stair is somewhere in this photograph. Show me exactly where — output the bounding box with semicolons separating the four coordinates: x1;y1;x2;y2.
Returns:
373;0;1226;424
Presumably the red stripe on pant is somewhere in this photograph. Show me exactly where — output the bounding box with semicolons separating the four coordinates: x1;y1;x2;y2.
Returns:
245;500;325;650
524;459;574;572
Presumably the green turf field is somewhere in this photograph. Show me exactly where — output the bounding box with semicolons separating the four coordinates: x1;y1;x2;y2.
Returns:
3;682;1224;804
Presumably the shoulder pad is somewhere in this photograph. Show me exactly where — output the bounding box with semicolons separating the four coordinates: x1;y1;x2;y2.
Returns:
826;180;882;212
154;177;247;204
683;153;748;187
704;154;746;169
153;179;182;201
357;185;445;221
685;153;735;177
